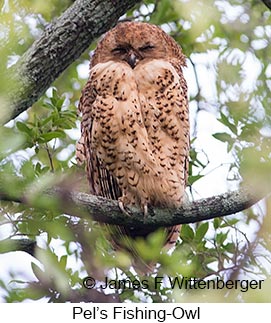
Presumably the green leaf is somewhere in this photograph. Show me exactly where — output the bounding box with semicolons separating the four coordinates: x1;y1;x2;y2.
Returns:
37;131;66;143
20;160;36;181
34;162;42;174
216;232;229;246
56;98;65;110
51;88;58;106
50;88;65;111
16;121;32;136
40;115;53;127
213;218;221;229
195;222;209;242
31;262;44;281
59;255;67;270
212;132;233;143
180;225;194;242
43;102;57;111
188;174;204;185
223;242;235;253
218;112;238;135
221;218;239;227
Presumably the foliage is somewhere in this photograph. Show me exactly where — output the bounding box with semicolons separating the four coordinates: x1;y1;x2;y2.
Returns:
0;0;271;303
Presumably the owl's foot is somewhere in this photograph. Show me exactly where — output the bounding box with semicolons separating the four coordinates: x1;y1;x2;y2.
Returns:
118;199;132;217
118;197;151;218
141;203;155;218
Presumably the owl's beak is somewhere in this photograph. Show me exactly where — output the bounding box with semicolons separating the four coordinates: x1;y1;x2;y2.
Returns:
127;52;138;69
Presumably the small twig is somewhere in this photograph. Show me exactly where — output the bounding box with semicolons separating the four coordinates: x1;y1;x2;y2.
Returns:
188;57;202;138
45;142;55;172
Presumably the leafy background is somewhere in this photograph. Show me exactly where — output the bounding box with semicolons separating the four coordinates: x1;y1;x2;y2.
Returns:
0;0;270;302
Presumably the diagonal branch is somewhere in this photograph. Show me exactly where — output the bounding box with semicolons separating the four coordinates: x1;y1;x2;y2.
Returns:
261;0;271;10
2;0;141;124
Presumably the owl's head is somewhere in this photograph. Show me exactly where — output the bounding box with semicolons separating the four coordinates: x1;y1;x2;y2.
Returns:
91;21;186;69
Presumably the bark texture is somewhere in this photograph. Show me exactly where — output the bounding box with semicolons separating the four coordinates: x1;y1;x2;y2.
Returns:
0;187;265;236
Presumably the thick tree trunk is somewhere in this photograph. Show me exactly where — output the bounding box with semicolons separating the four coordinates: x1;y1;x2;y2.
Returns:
3;0;140;124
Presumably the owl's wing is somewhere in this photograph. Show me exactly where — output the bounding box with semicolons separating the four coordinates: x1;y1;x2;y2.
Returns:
174;61;190;187
76;78;121;200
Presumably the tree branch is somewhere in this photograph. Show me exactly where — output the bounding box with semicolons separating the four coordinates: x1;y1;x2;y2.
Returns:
0;187;265;236
3;0;141;124
63;188;264;234
261;0;271;10
0;238;36;256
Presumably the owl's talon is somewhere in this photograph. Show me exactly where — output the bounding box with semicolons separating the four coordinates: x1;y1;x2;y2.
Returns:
118;200;132;217
143;204;148;217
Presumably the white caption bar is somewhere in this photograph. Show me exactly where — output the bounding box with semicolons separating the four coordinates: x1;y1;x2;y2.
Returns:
1;303;269;322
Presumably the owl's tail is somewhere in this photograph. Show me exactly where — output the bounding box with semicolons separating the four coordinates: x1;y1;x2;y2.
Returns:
132;225;181;274
107;224;181;275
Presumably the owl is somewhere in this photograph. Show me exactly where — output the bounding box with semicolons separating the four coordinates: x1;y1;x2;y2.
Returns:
76;21;189;268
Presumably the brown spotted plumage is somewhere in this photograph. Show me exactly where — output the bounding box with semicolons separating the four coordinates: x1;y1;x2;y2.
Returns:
76;21;189;270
